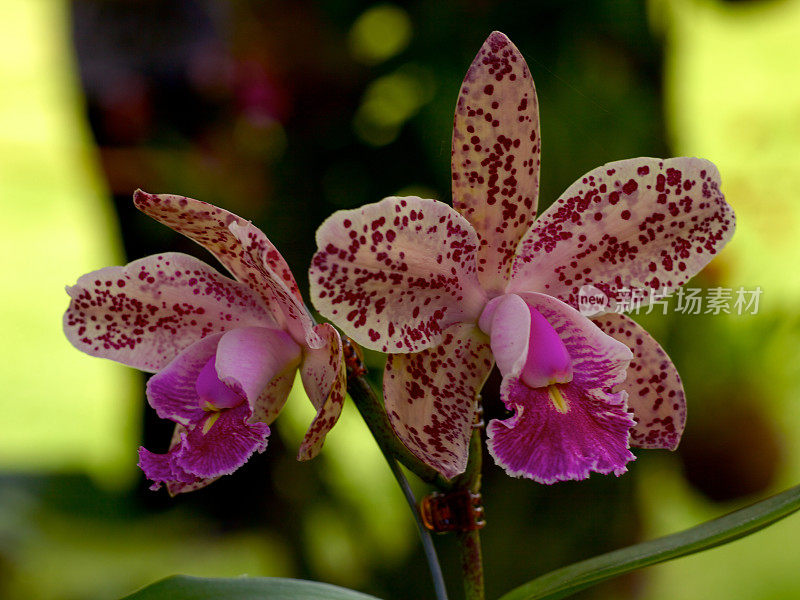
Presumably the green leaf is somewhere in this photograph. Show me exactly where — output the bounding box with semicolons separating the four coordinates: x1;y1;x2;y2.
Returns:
499;483;800;600
121;575;384;600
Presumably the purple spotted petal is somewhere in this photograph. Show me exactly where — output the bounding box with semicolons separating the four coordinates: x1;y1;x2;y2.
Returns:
508;158;735;309
64;253;274;373
297;323;346;461
487;292;635;483
452;31;541;294
384;323;494;479
133;190;304;313
487;378;635;483
215;326;302;412
310;196;487;353
593;313;686;450
223;229;319;350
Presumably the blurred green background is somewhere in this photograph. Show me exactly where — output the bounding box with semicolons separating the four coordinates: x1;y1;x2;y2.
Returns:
1;0;800;598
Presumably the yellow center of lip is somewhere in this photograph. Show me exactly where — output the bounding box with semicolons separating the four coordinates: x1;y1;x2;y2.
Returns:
547;385;569;414
202;411;221;434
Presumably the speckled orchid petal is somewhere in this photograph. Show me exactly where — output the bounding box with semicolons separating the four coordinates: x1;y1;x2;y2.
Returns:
133;190;304;309
452;31;541;294
593;313;686;450
487;292;635;483
310;196;487;353
384;323;493;479
227;222;318;348
64;253;274;373
215;326;303;414
297;323;347;461
508;158;735;310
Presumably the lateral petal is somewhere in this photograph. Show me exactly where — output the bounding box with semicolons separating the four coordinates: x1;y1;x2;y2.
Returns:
228;220;317;344
592;313;686;450
310;196;486;353
452;31;541;293
64;253;273;373
384;323;494;479
509;158;735;310
297;323;347;461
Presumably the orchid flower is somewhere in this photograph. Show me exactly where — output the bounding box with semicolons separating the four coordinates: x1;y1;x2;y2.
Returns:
309;32;734;483
64;191;345;494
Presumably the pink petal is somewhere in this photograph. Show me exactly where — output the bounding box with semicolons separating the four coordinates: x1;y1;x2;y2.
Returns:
310;196;487;353
138;447;197;491
516;292;633;389
297;323;347;461
64;253;274;373
133;190;304;313
215;326;303;414
520;306;573;388
508;158;735;309
138;426;218;495
146;333;223;425
384;323;494;479
452;31;541;294
173;403;270;479
139;403;270;493
479;293;573;387
228;220;317;344
196;357;243;409
487;378;635;483
592;313;686;450
487;292;635;482
478;293;531;377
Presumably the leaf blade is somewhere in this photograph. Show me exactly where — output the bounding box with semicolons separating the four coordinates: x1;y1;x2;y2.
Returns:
499;483;800;600
121;575;384;600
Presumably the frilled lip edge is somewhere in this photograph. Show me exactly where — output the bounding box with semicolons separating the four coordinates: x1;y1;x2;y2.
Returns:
138;404;270;494
486;376;636;484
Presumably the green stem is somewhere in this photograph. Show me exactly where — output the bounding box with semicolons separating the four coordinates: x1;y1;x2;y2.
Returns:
454;427;485;600
344;355;449;600
383;454;450;600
